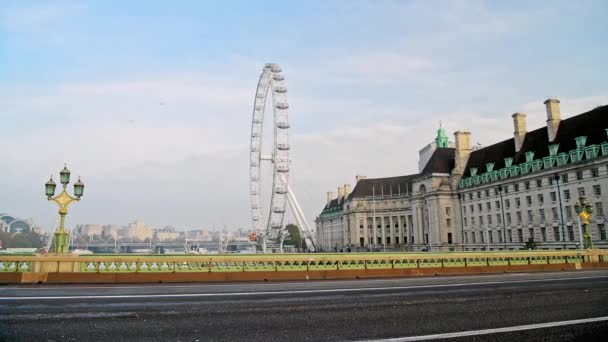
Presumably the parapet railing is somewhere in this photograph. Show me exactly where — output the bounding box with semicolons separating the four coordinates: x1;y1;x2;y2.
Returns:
1;250;607;274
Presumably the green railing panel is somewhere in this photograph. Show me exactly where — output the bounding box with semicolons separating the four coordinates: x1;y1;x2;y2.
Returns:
393;259;418;268
139;261;174;272
174;261;207;272
308;260;338;271
509;257;528;265
244;261;276;272
337;260;365;270
210;261;242;272
419;259;442;268
276;261;307;271
488;257;509;266
530;256;548;264
95;261;140;272
366;259;393;269
442;258;466;267
0;261;13;272
548;256;566;264
466;258;487;266
566;255;584;263
0;261;32;272
81;261;97;272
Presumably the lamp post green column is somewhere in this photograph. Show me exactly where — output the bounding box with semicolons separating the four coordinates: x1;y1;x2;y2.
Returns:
45;164;85;253
574;196;594;249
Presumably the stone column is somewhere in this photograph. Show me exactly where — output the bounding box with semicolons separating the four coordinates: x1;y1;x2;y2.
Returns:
363;215;369;247
380;216;386;247
388;214;401;245
372;215;377;248
397;215;403;244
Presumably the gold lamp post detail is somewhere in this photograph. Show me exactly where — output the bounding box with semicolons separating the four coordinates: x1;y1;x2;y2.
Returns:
45;164;85;253
574;195;593;249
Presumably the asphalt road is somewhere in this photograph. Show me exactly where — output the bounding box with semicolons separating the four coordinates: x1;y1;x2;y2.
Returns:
1;270;607;341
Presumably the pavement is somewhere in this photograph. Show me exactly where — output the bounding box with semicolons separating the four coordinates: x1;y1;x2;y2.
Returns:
1;270;607;341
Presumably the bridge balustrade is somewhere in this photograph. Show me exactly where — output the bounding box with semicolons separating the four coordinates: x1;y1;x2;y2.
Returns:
1;250;607;275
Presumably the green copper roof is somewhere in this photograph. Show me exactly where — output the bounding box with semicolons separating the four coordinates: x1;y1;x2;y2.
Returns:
435;123;449;148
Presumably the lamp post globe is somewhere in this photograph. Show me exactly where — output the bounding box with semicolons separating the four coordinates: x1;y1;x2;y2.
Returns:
60;164;71;186
585;201;594;214
74;177;85;198
45;176;57;199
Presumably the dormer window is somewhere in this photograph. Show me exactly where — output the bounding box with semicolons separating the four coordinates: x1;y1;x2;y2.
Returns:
525;151;535;162
575;136;587;149
548;144;559;156
486;162;495;173
504;157;513;167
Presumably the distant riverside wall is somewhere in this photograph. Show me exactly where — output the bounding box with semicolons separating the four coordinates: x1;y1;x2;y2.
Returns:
1;250;607;284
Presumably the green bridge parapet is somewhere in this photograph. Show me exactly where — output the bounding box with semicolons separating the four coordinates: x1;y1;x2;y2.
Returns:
1;250;606;276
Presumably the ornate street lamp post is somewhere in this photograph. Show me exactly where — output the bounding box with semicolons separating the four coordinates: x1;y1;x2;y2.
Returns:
574;196;593;249
45;164;85;253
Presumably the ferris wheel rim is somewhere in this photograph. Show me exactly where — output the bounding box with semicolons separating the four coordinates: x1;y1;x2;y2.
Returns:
250;63;290;244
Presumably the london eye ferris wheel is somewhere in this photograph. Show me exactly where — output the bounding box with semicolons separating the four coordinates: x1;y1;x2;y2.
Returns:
249;63;315;252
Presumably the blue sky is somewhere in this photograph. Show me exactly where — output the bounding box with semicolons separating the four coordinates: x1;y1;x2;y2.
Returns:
1;0;607;231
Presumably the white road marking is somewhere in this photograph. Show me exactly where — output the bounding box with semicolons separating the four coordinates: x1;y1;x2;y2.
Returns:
0;312;138;320
362;316;608;341
0;275;606;300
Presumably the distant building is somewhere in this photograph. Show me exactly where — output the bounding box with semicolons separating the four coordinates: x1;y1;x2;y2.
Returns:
155;227;180;241
119;220;152;242
182;229;213;241
102;225;119;240
75;224;103;238
316;99;608;251
0;214;39;234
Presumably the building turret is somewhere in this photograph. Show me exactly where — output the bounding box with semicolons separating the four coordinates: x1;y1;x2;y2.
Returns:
435;122;449;148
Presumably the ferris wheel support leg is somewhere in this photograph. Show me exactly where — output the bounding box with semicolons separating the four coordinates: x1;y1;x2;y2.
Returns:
286;185;317;252
286;193;306;250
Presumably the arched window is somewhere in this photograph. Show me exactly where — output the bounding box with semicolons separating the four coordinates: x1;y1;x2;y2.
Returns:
419;184;427;195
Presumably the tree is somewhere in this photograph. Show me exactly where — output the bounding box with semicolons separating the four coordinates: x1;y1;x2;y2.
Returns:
524;238;538;250
0;232;44;248
284;224;305;250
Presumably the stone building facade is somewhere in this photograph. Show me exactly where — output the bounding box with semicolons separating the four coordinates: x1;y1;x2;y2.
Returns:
315;99;608;251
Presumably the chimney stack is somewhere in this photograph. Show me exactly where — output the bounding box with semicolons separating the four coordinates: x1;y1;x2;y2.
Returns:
355;175;367;183
544;98;561;142
326;192;333;205
337;186;345;200
512;113;527;152
344;184;352;197
453;131;472;176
